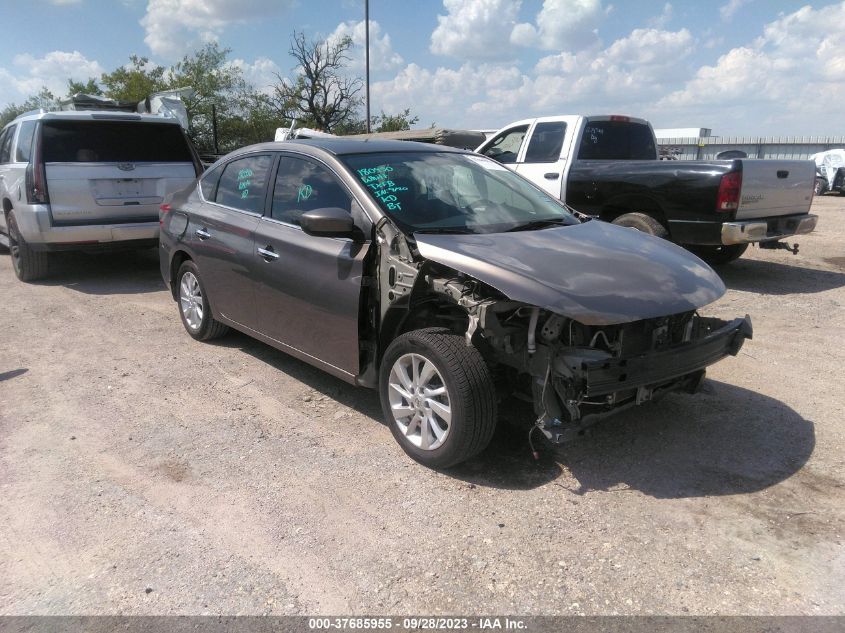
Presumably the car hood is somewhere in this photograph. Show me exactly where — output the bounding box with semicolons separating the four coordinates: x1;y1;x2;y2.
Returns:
413;220;726;325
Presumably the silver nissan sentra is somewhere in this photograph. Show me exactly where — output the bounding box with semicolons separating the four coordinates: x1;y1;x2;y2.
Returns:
159;139;751;468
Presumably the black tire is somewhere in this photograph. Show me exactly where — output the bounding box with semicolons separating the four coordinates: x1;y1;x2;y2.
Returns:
379;328;497;469
175;260;229;341
687;243;749;265
611;212;669;238
814;179;824;196
8;212;49;281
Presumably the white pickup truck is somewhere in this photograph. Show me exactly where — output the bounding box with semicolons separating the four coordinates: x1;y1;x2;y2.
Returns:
476;114;818;264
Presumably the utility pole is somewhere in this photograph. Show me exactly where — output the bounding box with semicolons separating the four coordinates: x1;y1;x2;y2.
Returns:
365;0;371;133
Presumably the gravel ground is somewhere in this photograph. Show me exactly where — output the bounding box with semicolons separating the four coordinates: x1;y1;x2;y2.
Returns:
0;196;843;615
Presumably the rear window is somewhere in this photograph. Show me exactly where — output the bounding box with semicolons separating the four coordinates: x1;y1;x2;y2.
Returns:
577;121;656;160
42;120;193;163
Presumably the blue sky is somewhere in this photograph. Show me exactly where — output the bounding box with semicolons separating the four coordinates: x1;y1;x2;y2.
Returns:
1;0;843;136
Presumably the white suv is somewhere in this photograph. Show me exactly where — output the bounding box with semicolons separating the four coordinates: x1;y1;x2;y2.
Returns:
0;110;201;281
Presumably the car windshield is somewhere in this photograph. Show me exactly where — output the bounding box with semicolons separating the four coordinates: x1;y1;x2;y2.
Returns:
342;151;578;234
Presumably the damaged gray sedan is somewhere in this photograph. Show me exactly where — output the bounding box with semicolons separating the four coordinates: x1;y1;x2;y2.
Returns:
159;139;752;468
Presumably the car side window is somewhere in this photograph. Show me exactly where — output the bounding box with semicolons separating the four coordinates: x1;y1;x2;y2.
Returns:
524;121;566;163
199;163;224;200
214;155;272;213
271;156;352;226
0;125;16;164
14;121;37;163
481;125;529;164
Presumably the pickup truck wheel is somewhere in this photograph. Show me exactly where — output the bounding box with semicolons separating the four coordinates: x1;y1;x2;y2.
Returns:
611;212;668;238
176;261;229;341
380;328;497;469
8;212;49;282
687;243;749;265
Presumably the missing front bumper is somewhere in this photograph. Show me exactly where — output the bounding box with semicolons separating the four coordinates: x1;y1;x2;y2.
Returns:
537;315;753;443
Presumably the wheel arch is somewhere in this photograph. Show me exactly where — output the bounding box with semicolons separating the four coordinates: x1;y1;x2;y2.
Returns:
599;194;668;228
169;249;192;300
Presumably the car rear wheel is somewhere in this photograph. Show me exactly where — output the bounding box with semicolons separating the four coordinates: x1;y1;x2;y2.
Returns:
8;212;49;282
687;243;749;265
611;212;668;238
379;328;497;469
176;260;229;341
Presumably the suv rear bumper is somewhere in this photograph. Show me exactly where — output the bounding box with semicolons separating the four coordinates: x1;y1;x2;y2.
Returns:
12;205;159;250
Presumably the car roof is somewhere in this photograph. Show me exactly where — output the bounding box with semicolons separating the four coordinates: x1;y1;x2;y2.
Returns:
228;138;469;159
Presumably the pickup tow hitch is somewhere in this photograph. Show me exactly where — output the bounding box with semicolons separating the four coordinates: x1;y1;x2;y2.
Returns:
760;241;799;254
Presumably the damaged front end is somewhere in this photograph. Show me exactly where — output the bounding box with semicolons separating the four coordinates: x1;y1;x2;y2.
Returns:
462;291;752;443
368;220;752;444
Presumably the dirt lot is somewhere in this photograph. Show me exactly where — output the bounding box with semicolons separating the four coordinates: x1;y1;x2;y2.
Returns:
1;196;843;616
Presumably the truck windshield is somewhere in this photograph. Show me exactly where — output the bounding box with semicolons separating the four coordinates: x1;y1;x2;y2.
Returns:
342;151;578;234
578;120;656;160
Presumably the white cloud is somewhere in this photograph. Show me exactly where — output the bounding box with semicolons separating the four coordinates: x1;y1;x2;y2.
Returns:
226;57;282;94
328;20;404;73
430;0;522;60
647;2;673;29
0;51;104;102
657;2;845;132
719;0;749;22
140;0;295;59
512;0;606;51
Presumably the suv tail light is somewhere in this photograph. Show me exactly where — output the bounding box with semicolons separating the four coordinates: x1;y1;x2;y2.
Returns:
716;171;741;212
25;123;49;204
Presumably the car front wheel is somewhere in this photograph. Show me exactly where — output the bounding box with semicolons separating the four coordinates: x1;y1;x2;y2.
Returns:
176;260;229;341
379;328;497;469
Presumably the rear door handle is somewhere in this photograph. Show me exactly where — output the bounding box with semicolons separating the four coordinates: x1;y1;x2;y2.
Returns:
257;246;279;261
195;227;211;240
544;172;560;180
777;170;789;179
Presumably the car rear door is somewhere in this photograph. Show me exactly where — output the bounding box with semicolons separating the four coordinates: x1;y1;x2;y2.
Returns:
186;153;273;330
41;117;197;226
250;153;370;378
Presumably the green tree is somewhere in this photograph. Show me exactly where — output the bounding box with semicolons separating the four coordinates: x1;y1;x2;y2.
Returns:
66;78;103;97
101;55;167;102
0;87;56;127
272;31;363;133
372;108;420;132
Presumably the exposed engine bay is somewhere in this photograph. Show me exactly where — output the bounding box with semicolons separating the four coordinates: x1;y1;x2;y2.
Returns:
363;219;753;443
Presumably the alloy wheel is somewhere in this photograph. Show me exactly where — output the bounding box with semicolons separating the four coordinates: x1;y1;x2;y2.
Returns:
388;353;452;450
179;271;204;330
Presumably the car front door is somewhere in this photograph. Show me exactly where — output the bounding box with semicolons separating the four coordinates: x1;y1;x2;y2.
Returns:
187;153;272;330
251;153;370;378
515;120;570;198
477;125;529;166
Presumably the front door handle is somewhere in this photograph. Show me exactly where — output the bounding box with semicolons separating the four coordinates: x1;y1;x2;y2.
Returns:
257;246;279;261
195;227;211;240
544;172;560;180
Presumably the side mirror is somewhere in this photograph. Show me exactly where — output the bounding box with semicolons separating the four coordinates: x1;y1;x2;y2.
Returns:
299;207;355;238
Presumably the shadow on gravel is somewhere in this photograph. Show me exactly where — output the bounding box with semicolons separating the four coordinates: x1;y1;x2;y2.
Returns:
210;330;815;498
35;248;164;295
450;380;814;497
0;368;28;381
718;257;845;295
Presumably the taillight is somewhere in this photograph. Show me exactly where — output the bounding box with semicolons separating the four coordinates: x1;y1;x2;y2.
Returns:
159;203;171;226
25;123;49;204
716;171;742;212
610;115;630;122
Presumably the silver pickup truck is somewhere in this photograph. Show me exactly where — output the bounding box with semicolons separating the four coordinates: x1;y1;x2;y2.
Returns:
0;110;201;281
477;115;817;264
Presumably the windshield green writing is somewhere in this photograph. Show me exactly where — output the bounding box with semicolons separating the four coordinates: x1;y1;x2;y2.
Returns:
357;165;407;211
238;168;254;199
